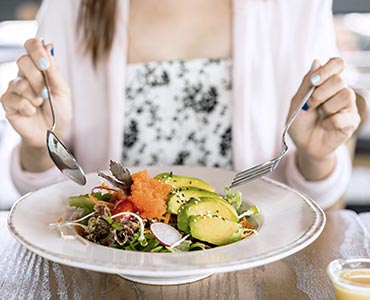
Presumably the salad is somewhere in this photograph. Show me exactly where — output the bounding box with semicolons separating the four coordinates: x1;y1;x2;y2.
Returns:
52;161;260;253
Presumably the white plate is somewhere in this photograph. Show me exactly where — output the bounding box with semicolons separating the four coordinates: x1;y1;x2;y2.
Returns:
8;166;325;285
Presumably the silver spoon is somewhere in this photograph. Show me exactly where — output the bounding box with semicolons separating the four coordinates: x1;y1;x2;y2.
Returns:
42;71;87;185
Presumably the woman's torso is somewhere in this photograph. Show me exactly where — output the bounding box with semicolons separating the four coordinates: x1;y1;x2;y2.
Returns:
124;0;234;168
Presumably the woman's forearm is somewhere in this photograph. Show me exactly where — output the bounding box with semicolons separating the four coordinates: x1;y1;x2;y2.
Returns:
20;142;54;172
296;152;336;181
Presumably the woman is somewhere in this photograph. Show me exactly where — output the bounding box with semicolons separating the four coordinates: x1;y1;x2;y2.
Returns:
0;0;361;209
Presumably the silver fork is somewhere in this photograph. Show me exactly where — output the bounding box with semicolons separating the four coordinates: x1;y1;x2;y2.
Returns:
230;86;315;188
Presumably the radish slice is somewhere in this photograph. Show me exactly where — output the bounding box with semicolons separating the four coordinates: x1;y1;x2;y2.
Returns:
150;222;183;246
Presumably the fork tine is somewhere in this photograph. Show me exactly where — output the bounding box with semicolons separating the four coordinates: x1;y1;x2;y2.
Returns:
234;164;272;181
230;168;270;188
233;167;271;184
234;161;274;180
230;164;273;187
231;156;283;187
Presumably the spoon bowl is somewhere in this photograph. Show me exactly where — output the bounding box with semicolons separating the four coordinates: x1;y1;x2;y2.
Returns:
46;130;86;186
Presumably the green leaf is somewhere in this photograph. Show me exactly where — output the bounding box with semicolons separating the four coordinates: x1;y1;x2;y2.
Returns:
238;205;260;219
103;216;113;225
93;192;112;202
189;242;207;251
176;240;192;252
101;193;112;202
111;221;123;231
93;191;103;200
224;187;242;211
150;245;165;252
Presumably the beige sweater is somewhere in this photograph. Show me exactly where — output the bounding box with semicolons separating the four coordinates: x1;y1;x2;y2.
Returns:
11;0;352;209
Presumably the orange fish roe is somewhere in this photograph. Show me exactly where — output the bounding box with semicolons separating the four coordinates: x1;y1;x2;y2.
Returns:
129;170;171;220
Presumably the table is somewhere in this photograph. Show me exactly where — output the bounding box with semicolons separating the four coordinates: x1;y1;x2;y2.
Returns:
1;210;370;300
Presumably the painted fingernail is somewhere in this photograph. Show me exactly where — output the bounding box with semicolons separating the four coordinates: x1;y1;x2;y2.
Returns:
41;88;49;99
310;74;321;85
302;102;309;111
38;58;49;70
50;44;54;56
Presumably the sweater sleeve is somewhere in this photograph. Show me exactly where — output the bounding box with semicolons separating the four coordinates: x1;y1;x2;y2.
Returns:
282;0;352;209
10;145;65;195
9;0;77;195
283;145;351;209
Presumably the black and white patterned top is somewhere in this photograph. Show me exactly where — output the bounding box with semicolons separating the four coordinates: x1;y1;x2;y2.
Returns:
122;58;233;169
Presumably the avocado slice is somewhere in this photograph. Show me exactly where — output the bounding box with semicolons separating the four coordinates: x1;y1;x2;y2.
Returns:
167;187;223;214
154;173;215;192
177;197;238;233
189;215;244;246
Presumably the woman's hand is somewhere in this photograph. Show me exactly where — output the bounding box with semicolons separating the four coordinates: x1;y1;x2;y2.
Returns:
288;58;361;181
0;38;72;171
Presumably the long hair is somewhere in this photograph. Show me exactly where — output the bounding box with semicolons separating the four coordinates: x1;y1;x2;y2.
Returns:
78;0;117;67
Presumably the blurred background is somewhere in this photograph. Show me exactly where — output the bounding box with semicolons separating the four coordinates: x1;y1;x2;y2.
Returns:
0;0;369;211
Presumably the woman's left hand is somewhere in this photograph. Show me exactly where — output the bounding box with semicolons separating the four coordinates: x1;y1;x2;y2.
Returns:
288;58;361;180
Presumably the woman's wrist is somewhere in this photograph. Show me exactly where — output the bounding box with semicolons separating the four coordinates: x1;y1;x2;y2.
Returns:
296;151;336;181
20;142;54;172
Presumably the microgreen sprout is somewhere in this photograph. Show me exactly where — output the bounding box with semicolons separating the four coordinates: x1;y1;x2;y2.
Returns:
170;234;191;249
49;211;95;230
238;205;260;220
110;212;147;246
49;211;96;244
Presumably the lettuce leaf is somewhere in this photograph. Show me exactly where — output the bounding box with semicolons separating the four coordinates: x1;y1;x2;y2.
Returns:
224;187;242;211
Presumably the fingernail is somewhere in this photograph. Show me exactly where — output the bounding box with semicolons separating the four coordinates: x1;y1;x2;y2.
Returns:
50;45;54;57
41;88;49;99
310;74;321;86
38;58;49;70
302;102;309;111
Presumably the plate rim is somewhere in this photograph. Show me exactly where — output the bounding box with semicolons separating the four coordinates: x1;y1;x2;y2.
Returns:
7;169;326;277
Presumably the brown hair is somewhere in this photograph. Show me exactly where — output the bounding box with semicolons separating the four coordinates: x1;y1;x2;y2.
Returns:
78;0;117;66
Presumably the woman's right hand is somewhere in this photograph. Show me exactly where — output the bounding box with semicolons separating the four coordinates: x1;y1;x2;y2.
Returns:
0;38;72;171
